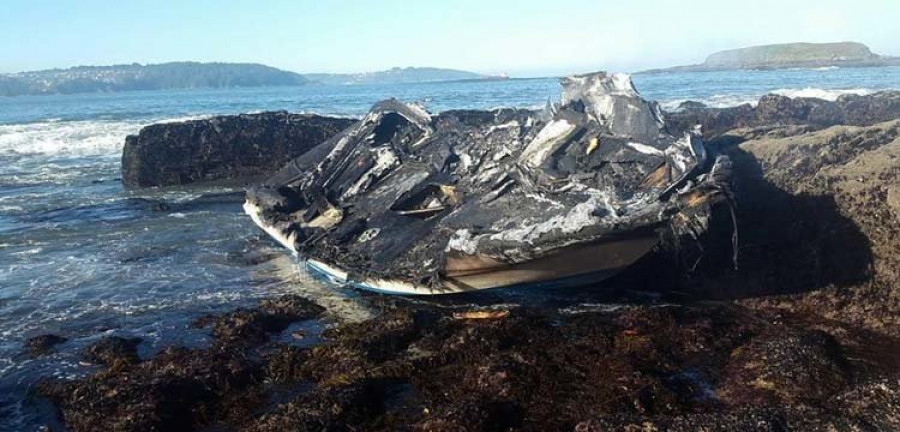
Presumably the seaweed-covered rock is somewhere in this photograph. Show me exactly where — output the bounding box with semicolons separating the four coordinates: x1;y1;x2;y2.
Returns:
194;295;325;345
244;381;388;432
718;330;849;404
82;336;142;367
709;120;900;332
666;91;900;139
37;296;326;432
39;346;263;432
122;111;354;187
34;299;900;431
24;334;68;356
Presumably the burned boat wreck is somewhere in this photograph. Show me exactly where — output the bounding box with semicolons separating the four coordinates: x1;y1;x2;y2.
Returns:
245;72;733;295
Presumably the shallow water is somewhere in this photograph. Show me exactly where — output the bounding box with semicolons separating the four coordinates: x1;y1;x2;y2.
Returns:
1;66;899;430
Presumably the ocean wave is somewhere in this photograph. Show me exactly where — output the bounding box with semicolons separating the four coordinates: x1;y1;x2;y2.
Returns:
0;119;142;156
0;115;209;157
770;87;874;101
659;94;759;111
659;87;881;111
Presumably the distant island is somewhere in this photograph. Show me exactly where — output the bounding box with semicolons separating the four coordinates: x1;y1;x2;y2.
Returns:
305;67;505;85
0;62;309;96
641;42;900;73
0;63;506;96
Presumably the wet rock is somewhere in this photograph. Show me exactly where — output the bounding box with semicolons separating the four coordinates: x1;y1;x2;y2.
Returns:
24;334;67;356
82;336;142;367
574;406;875;432
676;100;708;111
575;410;787;432
258;295;326;319
35;300;900;431
121;111;354;187
666;91;900;139
34;298;326;431
244;381;388;432
265;345;309;383
193;295;325;345
39;346;263;432
718;329;850;404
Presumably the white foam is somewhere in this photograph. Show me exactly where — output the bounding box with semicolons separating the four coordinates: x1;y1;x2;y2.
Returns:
659;94;760;111
771;87;874;101
660;87;883;111
0;115;209;156
0;120;138;156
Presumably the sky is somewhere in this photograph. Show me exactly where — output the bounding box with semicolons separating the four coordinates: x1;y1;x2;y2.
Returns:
2;0;899;77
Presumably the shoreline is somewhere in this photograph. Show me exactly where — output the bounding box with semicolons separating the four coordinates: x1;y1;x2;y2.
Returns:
4;77;900;430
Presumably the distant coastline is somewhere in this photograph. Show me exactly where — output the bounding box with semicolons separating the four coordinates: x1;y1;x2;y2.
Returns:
305;66;506;86
640;42;900;74
0;63;508;97
6;41;897;97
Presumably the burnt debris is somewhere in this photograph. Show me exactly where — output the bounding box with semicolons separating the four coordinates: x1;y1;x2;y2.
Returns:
245;72;733;294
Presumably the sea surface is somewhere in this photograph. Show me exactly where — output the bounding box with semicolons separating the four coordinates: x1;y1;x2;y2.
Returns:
1;66;899;430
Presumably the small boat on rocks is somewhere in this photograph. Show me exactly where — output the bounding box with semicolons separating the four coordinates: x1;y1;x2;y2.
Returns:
245;71;733;295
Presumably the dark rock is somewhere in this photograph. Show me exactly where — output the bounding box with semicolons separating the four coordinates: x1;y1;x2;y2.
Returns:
34;299;900;431
35;297;325;432
121;111;354;187
575;410;787;432
676;100;708;111
244;381;388;432
666;91;900;139
25;334;68;356
718;330;850;404
265;345;309;383
719;121;900;332
39;345;263;432
258;295;326;319
82;336;142;367
193;295;325;345
666;102;756;139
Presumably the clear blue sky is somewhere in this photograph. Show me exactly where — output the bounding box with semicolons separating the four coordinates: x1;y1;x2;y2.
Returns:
3;0;899;76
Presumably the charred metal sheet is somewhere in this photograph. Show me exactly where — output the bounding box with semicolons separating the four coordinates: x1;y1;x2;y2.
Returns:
245;71;733;294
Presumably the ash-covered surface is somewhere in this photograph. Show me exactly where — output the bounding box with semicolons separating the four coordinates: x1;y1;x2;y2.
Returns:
246;73;732;290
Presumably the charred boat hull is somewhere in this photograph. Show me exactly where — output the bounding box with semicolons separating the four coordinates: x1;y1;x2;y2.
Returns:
245;72;733;295
246;195;659;294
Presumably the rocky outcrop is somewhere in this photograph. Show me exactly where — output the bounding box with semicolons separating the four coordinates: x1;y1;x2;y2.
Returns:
121;112;354;187
666;91;900;139
24;334;68;357
37;97;900;432
723;121;900;332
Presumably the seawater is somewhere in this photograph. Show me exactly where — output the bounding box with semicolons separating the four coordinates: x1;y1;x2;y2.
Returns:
1;66;899;430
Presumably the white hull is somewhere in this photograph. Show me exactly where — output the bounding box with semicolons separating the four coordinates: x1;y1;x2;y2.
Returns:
245;200;657;295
